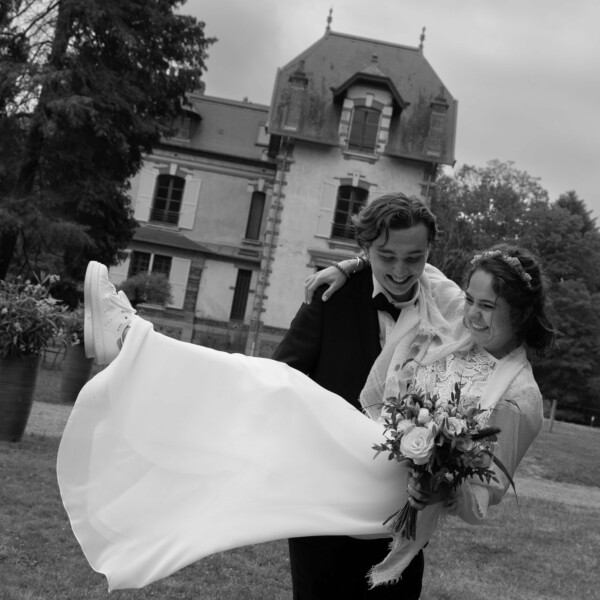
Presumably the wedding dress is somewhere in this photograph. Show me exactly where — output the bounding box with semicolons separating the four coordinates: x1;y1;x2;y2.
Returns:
57;317;438;590
57;313;541;589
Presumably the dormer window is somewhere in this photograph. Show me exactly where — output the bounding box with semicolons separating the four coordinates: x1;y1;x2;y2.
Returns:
165;109;200;141
426;96;449;157
283;61;309;131
337;92;396;159
347;106;380;154
173;115;192;140
333;66;408;159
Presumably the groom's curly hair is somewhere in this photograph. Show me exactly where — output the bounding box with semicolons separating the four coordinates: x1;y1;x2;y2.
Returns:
351;193;438;250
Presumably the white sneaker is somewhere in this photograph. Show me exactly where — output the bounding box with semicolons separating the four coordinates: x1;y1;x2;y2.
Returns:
84;261;136;365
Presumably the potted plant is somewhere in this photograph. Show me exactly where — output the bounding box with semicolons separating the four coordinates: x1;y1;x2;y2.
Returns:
59;305;94;403
47;279;95;404
0;277;65;441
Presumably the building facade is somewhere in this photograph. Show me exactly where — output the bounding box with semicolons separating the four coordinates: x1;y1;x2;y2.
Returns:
111;28;457;356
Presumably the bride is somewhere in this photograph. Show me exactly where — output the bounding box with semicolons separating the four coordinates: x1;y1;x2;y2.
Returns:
57;244;555;590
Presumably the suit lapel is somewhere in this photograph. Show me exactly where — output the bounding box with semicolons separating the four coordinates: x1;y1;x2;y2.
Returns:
353;270;382;367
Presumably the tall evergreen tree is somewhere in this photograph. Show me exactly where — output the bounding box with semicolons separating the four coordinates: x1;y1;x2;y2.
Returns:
0;0;215;280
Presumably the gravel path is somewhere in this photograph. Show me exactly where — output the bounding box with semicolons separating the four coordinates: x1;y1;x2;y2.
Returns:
26;401;72;438
27;401;600;511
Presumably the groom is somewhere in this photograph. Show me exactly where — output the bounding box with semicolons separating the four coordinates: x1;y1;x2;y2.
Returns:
273;193;462;599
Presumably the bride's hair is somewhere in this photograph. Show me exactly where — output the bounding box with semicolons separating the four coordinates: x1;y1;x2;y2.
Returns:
465;243;558;355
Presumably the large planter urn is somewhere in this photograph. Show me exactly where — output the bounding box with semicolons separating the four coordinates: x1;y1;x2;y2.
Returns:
0;356;41;442
60;344;94;404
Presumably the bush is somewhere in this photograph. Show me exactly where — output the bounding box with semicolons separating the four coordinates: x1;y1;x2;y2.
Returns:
118;272;172;308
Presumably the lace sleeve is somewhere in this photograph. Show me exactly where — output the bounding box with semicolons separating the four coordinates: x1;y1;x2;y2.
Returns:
448;378;543;524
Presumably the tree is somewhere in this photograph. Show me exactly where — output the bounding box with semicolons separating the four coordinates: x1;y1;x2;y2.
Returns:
429;160;550;283
0;0;215;280
534;281;600;420
430;160;600;421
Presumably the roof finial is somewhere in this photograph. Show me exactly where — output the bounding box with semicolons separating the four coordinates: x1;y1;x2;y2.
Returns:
326;7;333;33
419;26;426;52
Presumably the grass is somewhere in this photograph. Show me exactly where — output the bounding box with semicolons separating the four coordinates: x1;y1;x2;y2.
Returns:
1;365;599;599
0;434;293;600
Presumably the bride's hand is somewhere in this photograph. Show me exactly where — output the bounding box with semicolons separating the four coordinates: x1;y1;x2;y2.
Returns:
304;256;367;304
304;266;348;304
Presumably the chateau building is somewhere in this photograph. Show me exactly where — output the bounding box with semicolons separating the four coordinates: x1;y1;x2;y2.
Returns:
110;25;457;356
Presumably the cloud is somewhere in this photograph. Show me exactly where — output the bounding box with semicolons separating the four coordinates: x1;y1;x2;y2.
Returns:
185;0;600;214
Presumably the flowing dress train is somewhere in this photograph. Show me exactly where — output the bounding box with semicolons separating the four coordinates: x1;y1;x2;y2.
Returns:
57;317;438;590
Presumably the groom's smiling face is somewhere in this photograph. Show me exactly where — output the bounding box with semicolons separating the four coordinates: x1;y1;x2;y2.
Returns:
366;223;430;302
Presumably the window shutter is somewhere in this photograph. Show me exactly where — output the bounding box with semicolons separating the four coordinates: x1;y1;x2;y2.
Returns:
134;168;157;223
167;257;191;309
108;255;131;286
426;112;446;156
179;174;201;230
315;181;337;237
230;269;253;320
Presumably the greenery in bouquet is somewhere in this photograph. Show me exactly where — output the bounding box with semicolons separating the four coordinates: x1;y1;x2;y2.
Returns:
374;382;514;540
0;277;66;358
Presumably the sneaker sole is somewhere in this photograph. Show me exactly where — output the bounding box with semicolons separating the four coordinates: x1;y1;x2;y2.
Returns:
83;261;106;363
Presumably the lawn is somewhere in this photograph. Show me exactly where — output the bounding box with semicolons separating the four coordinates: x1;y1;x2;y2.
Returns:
1;363;599;599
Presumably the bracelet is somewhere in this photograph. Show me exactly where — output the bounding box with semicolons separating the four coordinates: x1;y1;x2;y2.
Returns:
354;255;368;272
333;262;351;280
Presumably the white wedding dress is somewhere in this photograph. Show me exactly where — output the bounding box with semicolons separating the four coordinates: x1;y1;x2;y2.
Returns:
57;317;438;590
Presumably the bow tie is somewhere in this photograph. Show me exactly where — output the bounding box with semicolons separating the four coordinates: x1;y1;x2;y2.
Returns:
372;293;401;321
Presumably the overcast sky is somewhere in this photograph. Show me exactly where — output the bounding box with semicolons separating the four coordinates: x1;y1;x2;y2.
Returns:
183;0;600;219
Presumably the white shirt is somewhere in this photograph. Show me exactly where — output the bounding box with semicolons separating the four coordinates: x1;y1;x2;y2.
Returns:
372;276;420;348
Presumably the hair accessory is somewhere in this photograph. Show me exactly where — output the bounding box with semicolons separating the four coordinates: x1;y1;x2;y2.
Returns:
471;250;533;288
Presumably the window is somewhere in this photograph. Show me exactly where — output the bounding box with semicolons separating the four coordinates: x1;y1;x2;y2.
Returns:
426;110;447;156
347;107;380;154
128;251;151;277
128;251;172;279
331;186;368;240
230;269;252;320
245;191;266;240
173;115;192;139
151;254;173;278
150;174;185;225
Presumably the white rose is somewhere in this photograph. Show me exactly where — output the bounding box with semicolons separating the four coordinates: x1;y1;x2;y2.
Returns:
443;416;466;437
417;408;431;425
400;426;435;465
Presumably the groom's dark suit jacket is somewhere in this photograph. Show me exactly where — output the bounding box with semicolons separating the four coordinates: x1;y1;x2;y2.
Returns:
272;267;424;600
273;267;380;410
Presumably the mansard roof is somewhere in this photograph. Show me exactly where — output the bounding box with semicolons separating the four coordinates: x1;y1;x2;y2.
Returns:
267;30;457;164
163;93;273;162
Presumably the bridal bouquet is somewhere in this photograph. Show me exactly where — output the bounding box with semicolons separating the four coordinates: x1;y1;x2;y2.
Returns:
373;382;513;540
